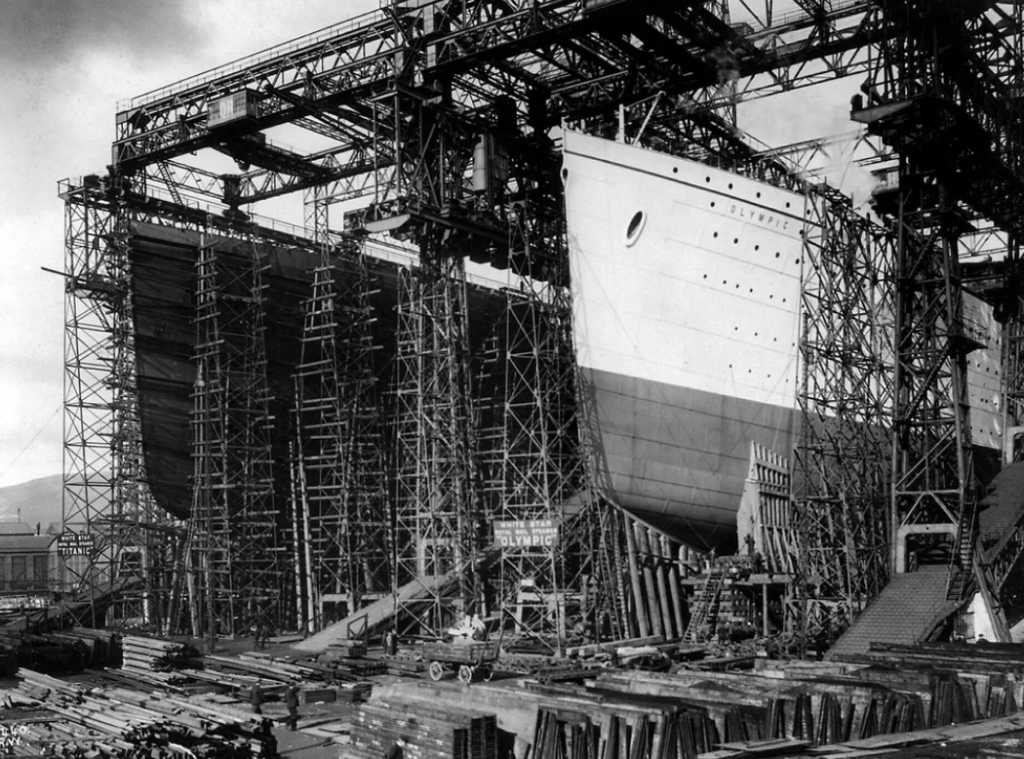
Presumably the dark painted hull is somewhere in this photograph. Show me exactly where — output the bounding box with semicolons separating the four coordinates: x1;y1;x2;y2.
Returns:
579;366;797;553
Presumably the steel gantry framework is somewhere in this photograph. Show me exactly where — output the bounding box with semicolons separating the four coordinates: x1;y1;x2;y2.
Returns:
60;179;182;629
851;0;1024;622
59;0;1024;641
792;184;896;639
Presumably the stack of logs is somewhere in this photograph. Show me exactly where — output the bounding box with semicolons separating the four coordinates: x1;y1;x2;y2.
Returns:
312;638;388;680
121;635;195;683
0;630;96;676
199;651;370;703
13;668;277;758
349;695;499;759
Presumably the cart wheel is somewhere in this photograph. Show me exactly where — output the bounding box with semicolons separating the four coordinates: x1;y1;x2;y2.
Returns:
458;664;474;683
428;661;445;681
479;664;493;682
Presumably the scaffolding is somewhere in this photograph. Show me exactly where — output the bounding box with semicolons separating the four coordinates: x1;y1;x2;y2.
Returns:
59;0;1024;645
60;179;178;629
791;185;896;639
391;251;485;636
293;236;390;631
486;200;597;645
843;4;1024;626
185;229;283;639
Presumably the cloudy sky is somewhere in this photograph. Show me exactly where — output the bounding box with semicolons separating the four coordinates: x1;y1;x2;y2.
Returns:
0;1;381;487
0;1;856;489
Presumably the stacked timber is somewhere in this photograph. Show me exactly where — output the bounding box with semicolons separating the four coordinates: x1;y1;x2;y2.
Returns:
385;653;426;677
121;634;195;675
204;651;318;682
532;701;721;759
55;627;121;667
327;638;367;658
349;695;498;759
15;668;277;758
200;651;371;703
592;654;1024;748
831;641;1024;721
315;644;388;679
0;630;86;676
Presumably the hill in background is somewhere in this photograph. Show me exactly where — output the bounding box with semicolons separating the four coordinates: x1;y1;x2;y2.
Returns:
0;474;63;529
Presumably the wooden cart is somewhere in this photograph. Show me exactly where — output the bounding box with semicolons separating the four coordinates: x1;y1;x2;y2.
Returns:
422;639;501;683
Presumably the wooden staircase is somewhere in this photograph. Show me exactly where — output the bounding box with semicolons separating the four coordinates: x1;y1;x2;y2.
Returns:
683;565;726;643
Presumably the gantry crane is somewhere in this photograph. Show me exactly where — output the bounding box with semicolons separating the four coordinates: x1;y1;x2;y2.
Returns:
60;0;1024;640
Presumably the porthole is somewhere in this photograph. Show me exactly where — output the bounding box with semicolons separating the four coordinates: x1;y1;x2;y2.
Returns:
624;210;646;247
560;167;569;183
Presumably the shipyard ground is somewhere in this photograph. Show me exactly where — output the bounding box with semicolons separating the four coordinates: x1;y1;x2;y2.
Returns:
3;631;1024;759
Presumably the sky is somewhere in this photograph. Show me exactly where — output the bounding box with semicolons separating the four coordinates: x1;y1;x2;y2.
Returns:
0;0;859;489
0;0;380;487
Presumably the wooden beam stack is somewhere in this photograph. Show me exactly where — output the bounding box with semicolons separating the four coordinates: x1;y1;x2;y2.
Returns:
14;667;278;758
348;695;499;759
313;648;388;679
121;634;195;675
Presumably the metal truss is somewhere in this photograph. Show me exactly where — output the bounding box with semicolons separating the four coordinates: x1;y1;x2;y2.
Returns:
67;0;1024;640
106;1;902;218
391;254;484;636
60;180;180;629
293;237;390;630
853;1;1024;605
791;184;896;639
488;204;596;648
185;228;283;639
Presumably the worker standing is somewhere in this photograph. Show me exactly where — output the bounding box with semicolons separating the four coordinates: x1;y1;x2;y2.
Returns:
250;683;265;715
285;684;300;731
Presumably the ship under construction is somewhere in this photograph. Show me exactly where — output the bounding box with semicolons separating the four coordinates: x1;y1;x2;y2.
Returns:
54;0;1024;657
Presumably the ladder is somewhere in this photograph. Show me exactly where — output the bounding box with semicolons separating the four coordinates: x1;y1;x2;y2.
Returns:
683;565;726;643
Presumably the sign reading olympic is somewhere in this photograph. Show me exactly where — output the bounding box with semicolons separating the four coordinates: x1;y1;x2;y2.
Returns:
493;519;560;548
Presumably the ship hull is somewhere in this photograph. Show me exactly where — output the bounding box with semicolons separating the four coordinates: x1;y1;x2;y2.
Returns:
563;130;1002;552
578;365;796;551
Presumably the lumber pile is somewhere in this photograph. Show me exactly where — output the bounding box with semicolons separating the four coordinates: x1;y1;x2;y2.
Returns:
326;638;367;658
832;641;1024;723
532;700;722;759
314;638;389;680
591;651;1024;748
121;634;195;675
348;695;498;759
0;630;87;676
55;627;121;667
14;668;277;758
386;654;426;677
204;651;318;682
